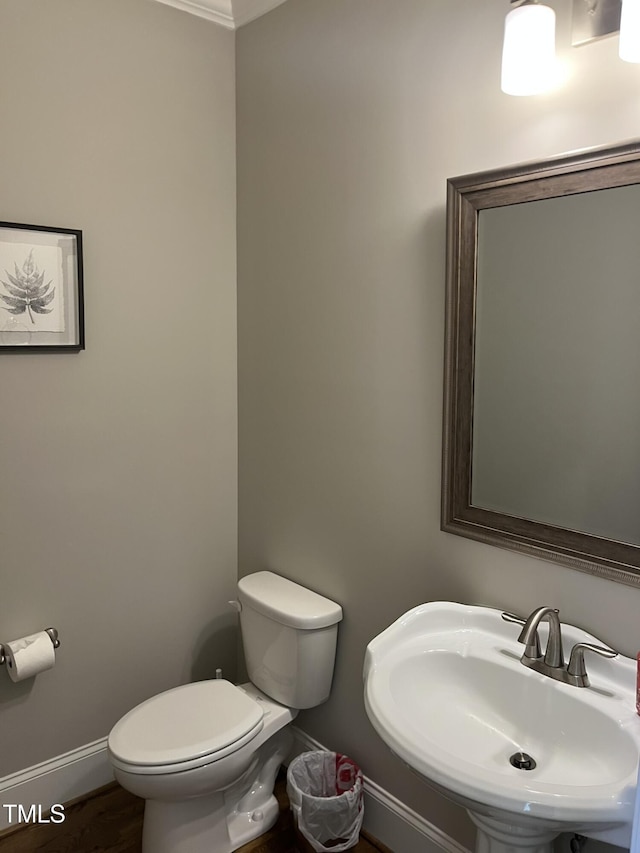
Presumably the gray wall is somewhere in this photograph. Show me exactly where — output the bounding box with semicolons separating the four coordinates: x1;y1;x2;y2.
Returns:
236;0;640;847
2;0;638;846
0;0;238;776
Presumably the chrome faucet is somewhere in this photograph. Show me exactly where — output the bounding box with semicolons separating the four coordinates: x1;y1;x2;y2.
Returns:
520;606;564;668
503;605;563;673
501;606;617;688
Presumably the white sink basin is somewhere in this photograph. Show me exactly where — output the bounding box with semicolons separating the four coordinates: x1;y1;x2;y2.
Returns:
363;602;640;851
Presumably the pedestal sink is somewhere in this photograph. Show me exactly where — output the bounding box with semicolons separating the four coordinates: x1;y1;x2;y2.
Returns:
363;602;640;853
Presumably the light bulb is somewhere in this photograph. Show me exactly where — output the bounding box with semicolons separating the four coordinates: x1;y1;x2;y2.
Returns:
620;0;640;62
501;2;557;96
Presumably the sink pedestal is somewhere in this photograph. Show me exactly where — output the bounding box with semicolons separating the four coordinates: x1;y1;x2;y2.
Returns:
469;812;558;853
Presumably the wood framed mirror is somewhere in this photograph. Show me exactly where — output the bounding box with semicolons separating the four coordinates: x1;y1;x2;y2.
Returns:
442;139;640;587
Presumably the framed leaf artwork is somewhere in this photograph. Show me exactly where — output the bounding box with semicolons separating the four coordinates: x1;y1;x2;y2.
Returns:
0;221;84;352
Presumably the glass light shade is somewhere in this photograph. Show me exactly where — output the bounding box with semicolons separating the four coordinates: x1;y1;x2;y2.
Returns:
501;3;557;96
620;0;640;62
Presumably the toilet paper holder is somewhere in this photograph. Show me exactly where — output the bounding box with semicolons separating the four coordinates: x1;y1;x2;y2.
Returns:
0;628;60;666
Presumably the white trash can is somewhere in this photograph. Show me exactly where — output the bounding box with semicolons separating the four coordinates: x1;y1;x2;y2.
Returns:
287;751;364;852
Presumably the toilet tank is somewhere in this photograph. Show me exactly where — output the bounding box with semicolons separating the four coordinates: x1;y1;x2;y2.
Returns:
237;571;343;710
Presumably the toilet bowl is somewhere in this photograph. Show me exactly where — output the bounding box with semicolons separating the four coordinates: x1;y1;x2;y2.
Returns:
109;680;295;852
108;572;342;853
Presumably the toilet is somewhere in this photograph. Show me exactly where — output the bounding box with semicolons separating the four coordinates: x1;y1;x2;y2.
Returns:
107;571;343;853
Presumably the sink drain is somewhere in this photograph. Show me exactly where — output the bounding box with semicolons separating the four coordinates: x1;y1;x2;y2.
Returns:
509;751;537;770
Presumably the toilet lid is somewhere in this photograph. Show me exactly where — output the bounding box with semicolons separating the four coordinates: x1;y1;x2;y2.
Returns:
108;680;264;766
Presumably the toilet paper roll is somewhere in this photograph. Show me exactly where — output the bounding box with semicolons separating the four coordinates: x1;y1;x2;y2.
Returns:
4;632;55;682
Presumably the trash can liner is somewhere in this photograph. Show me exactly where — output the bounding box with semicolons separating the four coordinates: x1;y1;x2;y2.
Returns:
287;751;364;852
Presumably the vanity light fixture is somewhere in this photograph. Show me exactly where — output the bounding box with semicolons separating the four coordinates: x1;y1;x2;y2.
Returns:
619;0;640;61
501;0;640;96
501;1;557;95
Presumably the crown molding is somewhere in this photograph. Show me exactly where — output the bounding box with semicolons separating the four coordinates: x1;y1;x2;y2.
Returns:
151;0;288;29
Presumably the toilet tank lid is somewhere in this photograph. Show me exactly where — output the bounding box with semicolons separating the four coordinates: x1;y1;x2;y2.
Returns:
238;571;343;629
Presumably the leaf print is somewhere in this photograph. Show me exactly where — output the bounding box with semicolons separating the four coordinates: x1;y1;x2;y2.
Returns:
0;294;27;311
2;280;28;299
6;273;25;289
23;252;35;277
30;288;56;315
1;250;56;325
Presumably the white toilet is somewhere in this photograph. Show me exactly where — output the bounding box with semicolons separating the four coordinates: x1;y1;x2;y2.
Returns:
107;571;343;853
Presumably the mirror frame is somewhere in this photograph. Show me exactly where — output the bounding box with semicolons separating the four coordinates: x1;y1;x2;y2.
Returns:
442;139;640;588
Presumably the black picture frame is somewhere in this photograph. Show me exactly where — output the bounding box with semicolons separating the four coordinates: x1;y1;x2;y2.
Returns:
0;221;84;352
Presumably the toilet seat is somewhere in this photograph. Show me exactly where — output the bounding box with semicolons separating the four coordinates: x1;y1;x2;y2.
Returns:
108;680;264;776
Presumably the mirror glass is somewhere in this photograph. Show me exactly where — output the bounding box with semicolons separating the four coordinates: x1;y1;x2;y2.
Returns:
442;141;640;586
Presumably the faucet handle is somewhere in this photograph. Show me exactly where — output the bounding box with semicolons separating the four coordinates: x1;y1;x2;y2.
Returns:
501;612;541;659
501;611;525;624
567;642;618;687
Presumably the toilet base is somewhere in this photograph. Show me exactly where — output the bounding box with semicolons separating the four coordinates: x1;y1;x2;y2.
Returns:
141;729;291;853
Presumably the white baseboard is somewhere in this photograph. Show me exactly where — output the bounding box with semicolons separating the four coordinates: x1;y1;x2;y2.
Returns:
0;738;113;832
0;726;472;853
289;726;472;853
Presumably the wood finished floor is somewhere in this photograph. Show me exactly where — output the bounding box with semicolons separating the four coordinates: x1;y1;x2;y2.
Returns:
0;772;392;853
